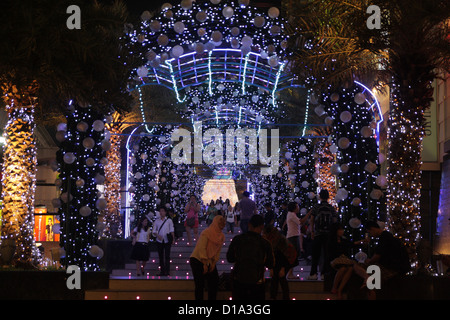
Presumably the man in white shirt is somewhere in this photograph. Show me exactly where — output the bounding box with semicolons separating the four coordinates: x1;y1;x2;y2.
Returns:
152;206;175;276
286;202;312;279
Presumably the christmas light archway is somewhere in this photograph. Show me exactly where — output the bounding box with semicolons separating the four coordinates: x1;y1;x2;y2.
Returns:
123;0;299;127
121;0;301;229
121;0;386;243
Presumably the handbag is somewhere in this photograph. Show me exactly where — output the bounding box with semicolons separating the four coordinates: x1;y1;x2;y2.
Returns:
186;217;196;227
330;254;355;269
158;218;173;244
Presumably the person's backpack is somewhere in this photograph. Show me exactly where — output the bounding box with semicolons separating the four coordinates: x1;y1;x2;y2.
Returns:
314;203;335;233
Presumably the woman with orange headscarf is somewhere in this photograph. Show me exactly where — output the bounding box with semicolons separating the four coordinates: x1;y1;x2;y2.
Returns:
189;215;226;300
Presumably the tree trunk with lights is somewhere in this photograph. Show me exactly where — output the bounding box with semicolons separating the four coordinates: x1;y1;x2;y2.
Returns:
387;62;435;263
313;127;337;209
0;83;38;267
103;126;123;239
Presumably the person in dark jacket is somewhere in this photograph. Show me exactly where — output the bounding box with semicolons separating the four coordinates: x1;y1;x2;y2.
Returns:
263;225;295;300
226;214;274;300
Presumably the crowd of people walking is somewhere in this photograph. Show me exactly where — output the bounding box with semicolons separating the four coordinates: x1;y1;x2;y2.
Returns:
130;189;410;300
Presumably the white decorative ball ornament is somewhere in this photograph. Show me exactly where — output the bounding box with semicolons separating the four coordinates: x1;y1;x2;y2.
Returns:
254;16;265;28
314;105;326;116
330;93;340;102
331;163;341;175
370;189;383;200
76;121;88;132
268;56;279;67
196;11;207;22
361;126;372;138
349;217;361;228
86;158;95;167
95;174;105;185
376;175;388;188
173;21;185;34
268;7;280;18
79;206;92;217
101;140;111;151
241;36;253;47
96;198;107;210
150;20;161;32
340;163;350;173
351;197;361;206
205;42;215;52
364;161;377;173
222;6;234;18
137;66;148;78
211;30;223;43
241;46;251;55
52;223;61;234
355;251;367;263
336;188;349;199
338;137;351;149
76;179;85;188
157;34;169;46
197;28;207;37
354;92;366;105
55;131;66;142
63;152;76;164
181;0;193;10
161;3;172;11
82;137;95;149
141;11;151;21
340;111;352;123
329;144;338;154
100;157;108;166
57;123;67;131
88;245;104;259
172;45;184;58
96;222;106;233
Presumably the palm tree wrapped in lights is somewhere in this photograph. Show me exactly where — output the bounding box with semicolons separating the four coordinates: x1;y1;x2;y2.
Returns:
0;81;39;267
0;0;133;267
102;111;141;239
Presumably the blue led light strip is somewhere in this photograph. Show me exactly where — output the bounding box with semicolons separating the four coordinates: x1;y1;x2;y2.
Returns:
271;62;285;108
241;53;250;95
208;51;213;96
165;60;186;103
302;89;311;136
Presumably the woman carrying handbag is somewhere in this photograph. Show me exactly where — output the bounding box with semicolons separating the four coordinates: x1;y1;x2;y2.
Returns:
130;217;152;276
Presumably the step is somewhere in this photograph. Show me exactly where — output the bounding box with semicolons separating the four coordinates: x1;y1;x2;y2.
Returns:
84;279;328;300
106;278;324;292
85;290;335;300
111;262;313;278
